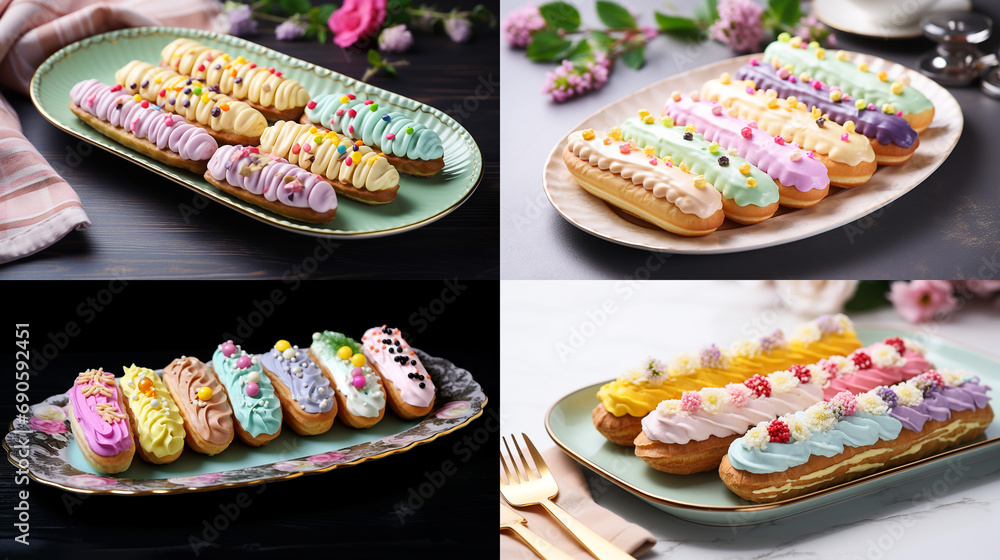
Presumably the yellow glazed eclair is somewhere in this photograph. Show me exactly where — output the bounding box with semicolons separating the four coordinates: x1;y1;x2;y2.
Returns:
259;121;400;205
115;60;267;146
159;38;310;121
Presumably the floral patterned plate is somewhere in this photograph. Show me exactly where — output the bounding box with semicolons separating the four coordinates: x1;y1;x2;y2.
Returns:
4;350;486;494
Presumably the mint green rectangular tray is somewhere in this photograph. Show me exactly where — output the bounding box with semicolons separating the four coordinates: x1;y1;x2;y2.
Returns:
545;325;1000;525
30;27;483;238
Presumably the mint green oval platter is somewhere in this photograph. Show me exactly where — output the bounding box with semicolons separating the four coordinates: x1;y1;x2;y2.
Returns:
545;325;1000;525
3;350;486;494
30;27;483;238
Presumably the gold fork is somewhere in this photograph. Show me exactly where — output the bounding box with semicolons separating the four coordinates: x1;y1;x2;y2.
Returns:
500;433;636;560
501;502;575;560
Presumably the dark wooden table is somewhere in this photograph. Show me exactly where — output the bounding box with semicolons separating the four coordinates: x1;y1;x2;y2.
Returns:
1;1;499;279
0;280;498;555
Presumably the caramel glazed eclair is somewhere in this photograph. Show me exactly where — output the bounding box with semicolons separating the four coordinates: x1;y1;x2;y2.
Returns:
115;60;267;146
160;38;311;122
260;121;400;205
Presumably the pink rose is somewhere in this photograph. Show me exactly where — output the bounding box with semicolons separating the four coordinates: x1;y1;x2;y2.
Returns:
435;400;472;418
328;0;387;48
30;416;66;434
307;452;347;463
887;281;958;323
68;474;116;488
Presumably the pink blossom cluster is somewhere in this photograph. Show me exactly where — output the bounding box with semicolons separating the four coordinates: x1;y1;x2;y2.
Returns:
502;4;547;48
708;0;764;53
541;53;612;102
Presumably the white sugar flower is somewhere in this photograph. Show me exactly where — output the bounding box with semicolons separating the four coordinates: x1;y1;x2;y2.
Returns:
902;337;925;355
742;425;769;449
894;383;924;407
791;322;822;344
832;313;853;333
729;338;761;358
807;363;830;386
787;416;812;442
656;400;684;416
826;355;857;376
856;392;890;415
700;388;729;414
767;370;797;394
669;352;699;376
803;403;836;432
869;343;904;369
938;369;963;386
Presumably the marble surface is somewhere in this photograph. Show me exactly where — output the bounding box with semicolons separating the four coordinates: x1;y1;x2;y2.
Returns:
500;0;1000;279
501;281;1000;558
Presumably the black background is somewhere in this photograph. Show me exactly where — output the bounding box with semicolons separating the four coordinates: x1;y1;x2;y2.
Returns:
0;280;498;556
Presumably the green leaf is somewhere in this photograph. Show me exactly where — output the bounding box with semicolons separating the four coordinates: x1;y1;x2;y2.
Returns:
384;64;397;76
694;0;718;24
526;30;572;62
367;49;383;66
318;3;337;22
621;44;645;69
385;0;412;25
654;13;700;32
595;1;636;29
539;2;581;32
317;27;327;44
843;281;891;312
767;0;801;27
278;0;311;16
565;40;593;62
588;30;615;52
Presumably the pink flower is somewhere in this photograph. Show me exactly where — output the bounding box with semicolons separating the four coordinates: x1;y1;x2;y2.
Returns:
168;473;224;487
308;452;348;463
68;474;116;488
725;383;752;407
435;401;472;418
954;280;1000;299
503;5;546;48
828;391;857;419
887;281;958;323
680;391;702;412
273;460;318;472
30;416;66;434
328;0;387;48
640;25;659;40
709;0;765;53
542;53;611;102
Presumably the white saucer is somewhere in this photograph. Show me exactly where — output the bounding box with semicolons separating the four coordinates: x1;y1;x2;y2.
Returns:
813;0;971;39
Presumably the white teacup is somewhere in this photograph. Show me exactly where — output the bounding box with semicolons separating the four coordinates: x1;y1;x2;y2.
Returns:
843;0;942;29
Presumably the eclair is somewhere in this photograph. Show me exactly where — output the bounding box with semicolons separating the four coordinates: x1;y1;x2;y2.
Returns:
205;144;338;223
361;326;436;419
720;371;991;503
259;121;400;205
259;340;339;435
662;91;830;208
633;337;933;474
69;79;217;173
309;331;387;428
68;368;134;473
301;93;445;177
159;38;311;121
700;76;878;187
562;128;725;236
763;34;934;133
115;60;268;146
593;314;862;446
118;364;186;464
621;112;781;224
162;356;235;455
735;60;919;165
212;340;283;446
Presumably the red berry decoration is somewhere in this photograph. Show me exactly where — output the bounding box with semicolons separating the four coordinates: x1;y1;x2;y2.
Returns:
744;374;771;397
789;364;811;384
852;352;872;370
822;360;840;376
884;337;906;354
767;419;791;443
924;370;944;386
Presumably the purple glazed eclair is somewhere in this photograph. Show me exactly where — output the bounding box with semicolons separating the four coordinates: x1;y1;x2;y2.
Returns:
69;79;217;172
205;144;338;223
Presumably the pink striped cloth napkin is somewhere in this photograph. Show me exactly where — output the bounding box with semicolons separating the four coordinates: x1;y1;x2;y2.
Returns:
0;0;221;264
